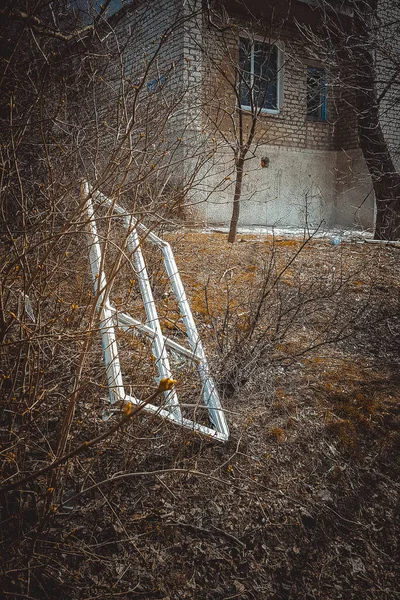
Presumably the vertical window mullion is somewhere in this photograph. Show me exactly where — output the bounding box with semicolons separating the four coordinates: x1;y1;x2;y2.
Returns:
321;72;327;120
251;43;255;107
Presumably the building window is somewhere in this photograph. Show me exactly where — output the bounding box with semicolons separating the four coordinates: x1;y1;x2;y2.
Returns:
238;38;281;113
306;66;327;121
147;74;167;93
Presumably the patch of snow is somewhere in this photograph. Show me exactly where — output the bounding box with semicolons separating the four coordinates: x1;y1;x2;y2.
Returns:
204;225;373;242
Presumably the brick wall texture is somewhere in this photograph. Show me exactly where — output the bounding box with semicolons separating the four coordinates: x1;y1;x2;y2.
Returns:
88;0;399;226
200;9;362;153
98;0;399;166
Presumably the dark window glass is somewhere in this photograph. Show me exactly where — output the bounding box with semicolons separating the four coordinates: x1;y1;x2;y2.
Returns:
306;66;327;121
239;39;279;111
239;38;252;108
254;42;278;110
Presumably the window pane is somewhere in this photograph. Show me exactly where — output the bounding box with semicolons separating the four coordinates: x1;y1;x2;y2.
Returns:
238;39;279;111
307;67;327;121
239;38;252;108
254;43;278;110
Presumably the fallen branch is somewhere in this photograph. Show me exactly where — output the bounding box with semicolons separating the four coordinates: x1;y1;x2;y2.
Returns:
364;239;400;248
57;467;263;510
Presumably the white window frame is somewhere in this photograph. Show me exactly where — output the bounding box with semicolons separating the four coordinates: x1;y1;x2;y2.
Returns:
238;36;284;115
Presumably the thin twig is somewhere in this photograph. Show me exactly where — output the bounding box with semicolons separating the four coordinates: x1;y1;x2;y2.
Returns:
0;388;163;495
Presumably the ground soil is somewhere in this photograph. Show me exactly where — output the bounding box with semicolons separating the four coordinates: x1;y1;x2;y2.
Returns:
1;231;399;600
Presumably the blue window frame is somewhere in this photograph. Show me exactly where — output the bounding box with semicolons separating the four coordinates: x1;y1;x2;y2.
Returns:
306;66;327;121
238;38;280;113
147;74;167;93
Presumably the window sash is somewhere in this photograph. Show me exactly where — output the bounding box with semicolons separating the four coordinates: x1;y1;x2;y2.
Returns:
239;38;279;113
306;66;327;121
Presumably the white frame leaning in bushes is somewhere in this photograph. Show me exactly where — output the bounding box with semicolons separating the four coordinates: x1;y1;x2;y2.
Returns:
83;180;229;442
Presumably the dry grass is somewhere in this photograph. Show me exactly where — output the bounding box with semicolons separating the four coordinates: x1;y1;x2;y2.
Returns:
1;229;399;600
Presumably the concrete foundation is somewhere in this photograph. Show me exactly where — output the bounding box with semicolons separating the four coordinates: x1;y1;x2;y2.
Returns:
334;149;376;230
192;144;375;231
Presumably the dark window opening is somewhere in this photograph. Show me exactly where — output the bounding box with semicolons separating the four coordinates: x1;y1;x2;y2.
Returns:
239;38;280;112
307;66;327;121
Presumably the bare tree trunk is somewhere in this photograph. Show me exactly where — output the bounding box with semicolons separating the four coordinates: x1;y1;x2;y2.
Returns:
228;155;245;243
353;0;400;240
355;47;400;240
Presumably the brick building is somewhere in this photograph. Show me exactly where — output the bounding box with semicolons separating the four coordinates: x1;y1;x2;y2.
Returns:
101;0;399;230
